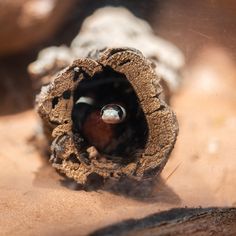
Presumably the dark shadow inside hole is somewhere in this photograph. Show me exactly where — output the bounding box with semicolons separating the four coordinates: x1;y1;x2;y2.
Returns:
72;66;148;164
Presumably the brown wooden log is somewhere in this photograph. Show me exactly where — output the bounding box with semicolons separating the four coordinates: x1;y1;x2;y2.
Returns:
36;47;178;186
31;7;183;187
90;207;236;236
29;7;184;99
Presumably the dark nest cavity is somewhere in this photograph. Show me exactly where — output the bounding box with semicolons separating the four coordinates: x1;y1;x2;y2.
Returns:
72;67;148;164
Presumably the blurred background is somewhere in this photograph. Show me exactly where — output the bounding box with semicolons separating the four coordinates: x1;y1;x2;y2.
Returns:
1;0;236;114
0;1;236;235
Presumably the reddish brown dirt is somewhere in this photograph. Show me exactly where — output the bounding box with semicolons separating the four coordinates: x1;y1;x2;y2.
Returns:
0;45;236;235
1;1;236;235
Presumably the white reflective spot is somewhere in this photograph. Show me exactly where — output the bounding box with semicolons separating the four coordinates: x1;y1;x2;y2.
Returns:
76;96;94;105
101;105;126;124
102;109;120;124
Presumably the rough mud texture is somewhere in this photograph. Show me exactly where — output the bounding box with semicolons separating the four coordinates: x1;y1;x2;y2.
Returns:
0;0;76;55
36;47;178;186
91;207;236;236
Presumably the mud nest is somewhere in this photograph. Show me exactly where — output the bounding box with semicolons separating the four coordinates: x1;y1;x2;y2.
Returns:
36;47;178;186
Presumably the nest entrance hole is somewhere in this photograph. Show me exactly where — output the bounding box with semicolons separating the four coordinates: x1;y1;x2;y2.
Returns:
72;66;148;164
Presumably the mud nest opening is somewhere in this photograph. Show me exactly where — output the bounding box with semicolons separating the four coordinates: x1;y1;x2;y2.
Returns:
72;66;148;164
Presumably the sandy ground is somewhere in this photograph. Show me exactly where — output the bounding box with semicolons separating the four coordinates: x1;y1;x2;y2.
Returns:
0;45;236;236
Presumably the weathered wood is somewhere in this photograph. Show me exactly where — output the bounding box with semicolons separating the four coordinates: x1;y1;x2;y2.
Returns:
29;7;184;98
36;47;178;186
32;7;182;187
90;207;236;236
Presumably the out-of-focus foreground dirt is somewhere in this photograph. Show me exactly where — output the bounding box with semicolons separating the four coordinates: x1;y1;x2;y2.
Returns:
0;1;236;235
